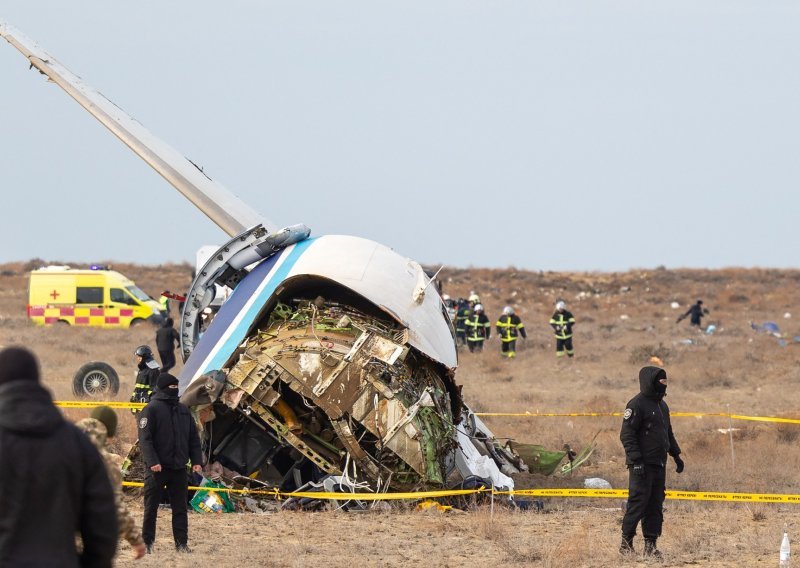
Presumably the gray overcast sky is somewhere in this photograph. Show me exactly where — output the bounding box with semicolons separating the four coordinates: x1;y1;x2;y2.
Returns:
1;1;798;271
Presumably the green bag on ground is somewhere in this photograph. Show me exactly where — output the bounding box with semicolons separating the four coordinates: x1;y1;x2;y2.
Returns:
190;478;235;513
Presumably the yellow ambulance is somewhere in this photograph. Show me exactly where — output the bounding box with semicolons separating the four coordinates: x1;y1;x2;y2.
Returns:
27;265;166;328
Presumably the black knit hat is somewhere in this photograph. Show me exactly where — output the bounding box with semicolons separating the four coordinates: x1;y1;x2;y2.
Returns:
0;346;40;385
157;372;179;390
90;405;118;438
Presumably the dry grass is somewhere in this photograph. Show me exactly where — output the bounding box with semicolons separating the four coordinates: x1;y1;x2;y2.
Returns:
3;262;800;566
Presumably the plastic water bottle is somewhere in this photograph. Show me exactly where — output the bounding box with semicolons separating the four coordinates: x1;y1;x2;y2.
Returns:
780;525;791;567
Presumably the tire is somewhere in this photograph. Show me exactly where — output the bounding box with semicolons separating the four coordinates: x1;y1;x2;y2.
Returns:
72;361;120;398
129;318;145;328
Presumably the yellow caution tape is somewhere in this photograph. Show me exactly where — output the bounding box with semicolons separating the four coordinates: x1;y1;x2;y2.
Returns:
501;488;628;498
122;481;281;497
476;412;622;418
500;488;800;503
55;401;146;409
476;411;800;425
666;490;800;503
121;480;800;504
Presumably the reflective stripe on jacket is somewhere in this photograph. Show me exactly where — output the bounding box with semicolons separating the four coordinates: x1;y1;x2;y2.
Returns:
549;310;575;339
465;313;490;341
496;314;526;342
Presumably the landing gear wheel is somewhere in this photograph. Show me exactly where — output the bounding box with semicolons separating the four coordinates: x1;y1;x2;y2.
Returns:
72;361;120;398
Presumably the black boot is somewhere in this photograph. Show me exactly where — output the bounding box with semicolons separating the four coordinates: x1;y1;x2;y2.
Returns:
644;538;663;560
619;535;635;555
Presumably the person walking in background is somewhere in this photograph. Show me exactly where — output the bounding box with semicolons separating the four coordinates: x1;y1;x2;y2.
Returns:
156;318;181;372
130;345;160;414
619;366;684;558
77;406;146;560
0;346;117;566
138;373;203;554
454;298;472;348
549;300;576;358
676;299;709;328
464;303;491;352
495;306;527;358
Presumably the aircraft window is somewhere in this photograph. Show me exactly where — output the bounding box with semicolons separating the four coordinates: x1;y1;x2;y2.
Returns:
76;287;103;304
111;288;138;305
126;286;150;302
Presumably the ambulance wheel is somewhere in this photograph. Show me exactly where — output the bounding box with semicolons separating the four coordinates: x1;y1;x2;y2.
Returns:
72;361;120;398
129;318;145;328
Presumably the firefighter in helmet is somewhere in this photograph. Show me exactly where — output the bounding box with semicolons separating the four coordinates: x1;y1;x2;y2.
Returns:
496;306;527;358
130;345;160;414
549;301;576;358
464;304;490;352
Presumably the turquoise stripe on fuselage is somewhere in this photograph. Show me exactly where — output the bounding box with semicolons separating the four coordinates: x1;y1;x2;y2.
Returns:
179;238;315;388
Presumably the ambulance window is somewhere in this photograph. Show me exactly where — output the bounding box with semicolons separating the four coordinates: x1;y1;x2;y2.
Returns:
76;287;103;304
111;288;137;305
125;286;150;302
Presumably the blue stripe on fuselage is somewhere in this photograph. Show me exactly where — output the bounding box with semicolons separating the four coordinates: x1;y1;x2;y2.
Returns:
178;238;315;389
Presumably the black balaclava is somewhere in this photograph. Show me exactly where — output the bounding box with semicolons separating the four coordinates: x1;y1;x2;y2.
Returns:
639;366;667;400
654;370;667;395
156;372;179;400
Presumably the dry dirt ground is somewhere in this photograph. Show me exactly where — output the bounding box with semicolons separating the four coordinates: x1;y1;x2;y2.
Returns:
1;260;800;567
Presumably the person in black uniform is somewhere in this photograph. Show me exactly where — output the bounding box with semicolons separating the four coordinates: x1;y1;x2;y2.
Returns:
130;345;160;414
454;299;472;348
495;306;527;358
619;366;684;558
138;373;203;554
464;304;490;352
676;300;709;327
549;301;575;358
155;318;181;372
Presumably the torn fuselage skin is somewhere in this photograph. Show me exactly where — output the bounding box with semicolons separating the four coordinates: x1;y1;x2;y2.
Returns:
183;276;465;492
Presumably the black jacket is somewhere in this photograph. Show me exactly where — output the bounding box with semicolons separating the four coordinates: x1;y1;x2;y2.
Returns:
138;389;202;470
550;310;575;339
155;324;180;352
465;313;491;340
681;302;708;325
0;381;117;567
620;366;681;466
496;314;527;341
455;306;472;332
133;358;161;400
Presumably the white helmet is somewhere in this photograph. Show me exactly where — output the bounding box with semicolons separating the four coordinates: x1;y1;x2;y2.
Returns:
442;294;451;301
503;306;514;316
556;301;566;311
468;294;480;304
474;304;484;312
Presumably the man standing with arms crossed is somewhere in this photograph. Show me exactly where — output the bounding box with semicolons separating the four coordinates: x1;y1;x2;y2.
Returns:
619;365;684;558
138;372;203;554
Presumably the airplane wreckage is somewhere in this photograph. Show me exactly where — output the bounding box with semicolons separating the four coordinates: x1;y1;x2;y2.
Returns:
0;23;594;506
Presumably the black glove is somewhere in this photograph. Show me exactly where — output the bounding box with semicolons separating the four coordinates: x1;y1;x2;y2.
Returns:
631;463;645;476
674;455;684;474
